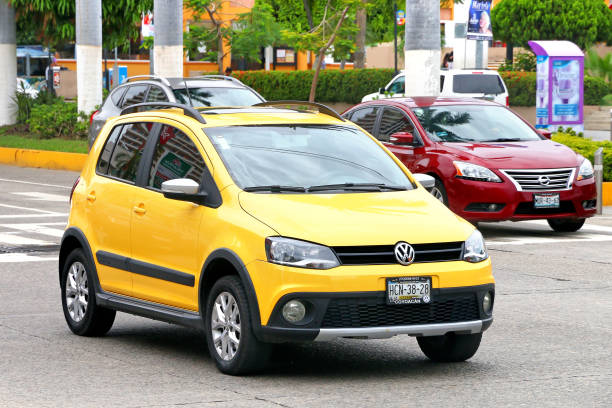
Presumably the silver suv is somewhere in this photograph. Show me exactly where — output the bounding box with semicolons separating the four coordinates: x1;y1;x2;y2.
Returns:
88;75;265;148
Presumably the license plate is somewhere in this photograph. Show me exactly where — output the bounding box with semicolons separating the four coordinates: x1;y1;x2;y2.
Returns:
386;277;431;305
534;193;560;208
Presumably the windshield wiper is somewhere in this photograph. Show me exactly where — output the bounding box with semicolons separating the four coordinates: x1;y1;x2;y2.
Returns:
307;183;408;192
488;138;523;142
243;185;306;193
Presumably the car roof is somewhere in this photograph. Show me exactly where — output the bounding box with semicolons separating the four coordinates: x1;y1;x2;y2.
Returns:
356;96;502;109
115;106;348;128
166;78;245;89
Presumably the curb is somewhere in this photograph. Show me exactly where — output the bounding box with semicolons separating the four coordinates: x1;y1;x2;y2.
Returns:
0;146;611;205
0;147;88;172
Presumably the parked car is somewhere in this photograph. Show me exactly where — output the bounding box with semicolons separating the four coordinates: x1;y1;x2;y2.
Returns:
361;69;509;106
343;97;596;231
61;101;494;375
88;75;265;148
16;77;39;98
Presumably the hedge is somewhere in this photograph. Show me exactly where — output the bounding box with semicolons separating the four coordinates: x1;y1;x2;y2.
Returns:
235;69;396;104
552;132;611;181
499;72;609;106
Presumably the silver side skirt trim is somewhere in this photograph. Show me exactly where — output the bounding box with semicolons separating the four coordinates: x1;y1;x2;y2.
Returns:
315;319;488;341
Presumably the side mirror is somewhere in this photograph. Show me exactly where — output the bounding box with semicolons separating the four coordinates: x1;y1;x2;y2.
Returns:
161;178;208;204
412;173;435;189
379;87;385;94
536;129;552;139
390;131;414;145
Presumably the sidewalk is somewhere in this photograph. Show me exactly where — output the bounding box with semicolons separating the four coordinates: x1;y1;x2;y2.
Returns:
588;206;612;228
583;129;611;142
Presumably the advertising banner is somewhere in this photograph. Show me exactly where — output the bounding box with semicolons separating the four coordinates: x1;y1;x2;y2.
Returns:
535;56;549;128
467;0;493;41
550;59;582;124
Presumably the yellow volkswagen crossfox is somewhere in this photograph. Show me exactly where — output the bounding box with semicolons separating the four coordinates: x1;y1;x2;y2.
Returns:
60;101;495;375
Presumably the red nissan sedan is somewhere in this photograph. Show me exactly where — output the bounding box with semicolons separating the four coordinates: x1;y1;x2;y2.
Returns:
343;97;596;232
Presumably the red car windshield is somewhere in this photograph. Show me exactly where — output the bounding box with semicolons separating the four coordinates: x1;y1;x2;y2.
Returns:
412;105;541;143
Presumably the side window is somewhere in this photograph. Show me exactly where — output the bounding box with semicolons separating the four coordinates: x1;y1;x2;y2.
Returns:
388;77;405;94
378;108;415;142
108;122;154;183
440;75;445;93
96;125;123;174
120;85;148;108
146;86;169;103
147;125;206;190
349;107;380;134
110;87;127;106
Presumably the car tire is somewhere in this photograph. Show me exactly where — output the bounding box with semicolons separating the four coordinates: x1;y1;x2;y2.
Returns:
417;332;482;362
547;218;586;232
205;276;271;375
429;178;449;206
61;248;116;336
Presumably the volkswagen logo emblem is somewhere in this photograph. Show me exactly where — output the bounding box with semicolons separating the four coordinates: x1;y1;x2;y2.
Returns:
394;242;415;266
538;175;550;186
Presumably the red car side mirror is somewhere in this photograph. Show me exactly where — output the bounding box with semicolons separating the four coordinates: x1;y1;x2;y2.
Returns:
390;132;414;145
536;129;552;139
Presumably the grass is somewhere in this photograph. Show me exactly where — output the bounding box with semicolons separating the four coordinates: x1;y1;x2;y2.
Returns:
0;126;88;154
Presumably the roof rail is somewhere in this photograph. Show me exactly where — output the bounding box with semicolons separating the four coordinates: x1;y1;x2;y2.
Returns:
120;102;206;124
124;75;171;86
194;75;244;85
253;101;345;122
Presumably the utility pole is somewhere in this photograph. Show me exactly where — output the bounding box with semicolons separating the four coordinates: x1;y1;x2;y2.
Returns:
76;0;103;115
154;0;183;78
0;0;16;125
404;0;440;96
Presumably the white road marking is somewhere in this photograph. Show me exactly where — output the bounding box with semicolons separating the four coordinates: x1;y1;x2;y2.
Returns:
487;233;612;246
519;219;612;233
2;223;65;238
0;214;68;219
0;233;54;246
0;177;72;189
0;203;61;214
0;253;58;263
11;192;68;202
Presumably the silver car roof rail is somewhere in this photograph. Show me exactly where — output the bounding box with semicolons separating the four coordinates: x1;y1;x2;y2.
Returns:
120;102;206;124
253;101;345;122
193;75;245;85
124;75;171;86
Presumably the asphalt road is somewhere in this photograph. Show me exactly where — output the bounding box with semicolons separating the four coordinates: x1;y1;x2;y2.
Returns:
0;164;611;407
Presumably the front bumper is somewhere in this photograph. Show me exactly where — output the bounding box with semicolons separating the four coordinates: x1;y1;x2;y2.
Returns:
447;176;597;222
256;283;494;343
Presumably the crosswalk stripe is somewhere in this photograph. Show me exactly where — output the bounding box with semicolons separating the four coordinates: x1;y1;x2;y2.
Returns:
487;233;612;246
0;253;58;263
1;223;65;238
0;214;68;219
0;232;54;246
11;192;68;202
0;177;72;189
0;203;61;214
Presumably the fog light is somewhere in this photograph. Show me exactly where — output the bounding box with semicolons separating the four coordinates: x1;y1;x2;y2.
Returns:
282;300;306;323
482;292;493;315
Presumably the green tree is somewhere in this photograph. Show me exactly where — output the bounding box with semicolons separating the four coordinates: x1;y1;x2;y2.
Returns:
230;1;282;64
492;0;612;50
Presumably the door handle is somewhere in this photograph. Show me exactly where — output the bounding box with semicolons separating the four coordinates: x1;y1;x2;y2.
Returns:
87;192;96;202
133;205;146;215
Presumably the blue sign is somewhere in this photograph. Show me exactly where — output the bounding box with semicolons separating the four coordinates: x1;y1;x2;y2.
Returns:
467;0;493;41
396;10;405;26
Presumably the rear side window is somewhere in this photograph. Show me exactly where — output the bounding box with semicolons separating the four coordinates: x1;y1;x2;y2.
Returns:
349;107;379;134
96;125;123;174
107;122;155;183
110;87;127;106
147;125;206;189
120;85;148;108
452;74;505;94
146;86;169;103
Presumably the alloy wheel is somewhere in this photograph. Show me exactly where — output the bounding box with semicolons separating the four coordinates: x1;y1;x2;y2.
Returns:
430;187;444;202
65;261;88;322
211;291;241;361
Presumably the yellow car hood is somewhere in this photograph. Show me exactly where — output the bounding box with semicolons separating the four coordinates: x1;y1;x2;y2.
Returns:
239;189;473;246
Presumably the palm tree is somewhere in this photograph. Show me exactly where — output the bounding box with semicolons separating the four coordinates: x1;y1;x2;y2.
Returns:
155;0;184;77
0;0;17;125
404;0;440;96
76;0;103;116
415;108;472;142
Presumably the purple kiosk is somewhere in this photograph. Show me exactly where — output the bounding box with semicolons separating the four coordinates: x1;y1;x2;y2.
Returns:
528;40;584;132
